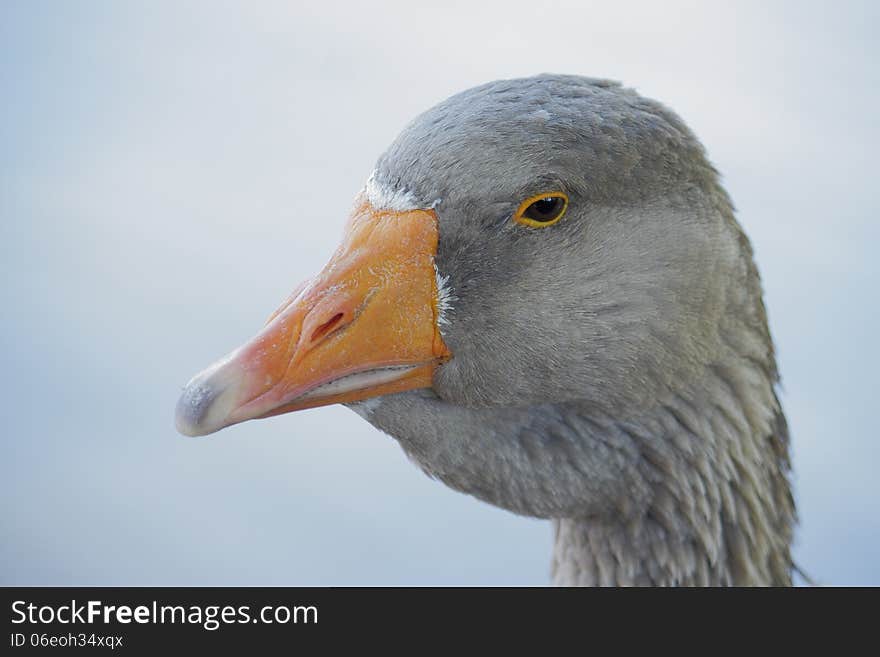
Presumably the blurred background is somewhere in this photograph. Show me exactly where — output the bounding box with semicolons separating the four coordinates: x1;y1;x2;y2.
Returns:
2;0;877;585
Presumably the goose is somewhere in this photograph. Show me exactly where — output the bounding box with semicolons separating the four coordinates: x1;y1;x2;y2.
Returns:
175;74;795;586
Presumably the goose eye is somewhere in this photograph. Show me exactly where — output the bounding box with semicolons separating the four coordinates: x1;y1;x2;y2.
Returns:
514;192;569;227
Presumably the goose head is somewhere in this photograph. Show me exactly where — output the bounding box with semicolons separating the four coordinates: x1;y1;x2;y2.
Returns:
176;75;793;584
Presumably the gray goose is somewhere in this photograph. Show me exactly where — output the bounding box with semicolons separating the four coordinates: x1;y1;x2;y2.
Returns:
176;74;795;586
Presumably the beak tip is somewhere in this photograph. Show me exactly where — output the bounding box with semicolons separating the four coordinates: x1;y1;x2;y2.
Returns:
175;384;211;437
175;376;228;437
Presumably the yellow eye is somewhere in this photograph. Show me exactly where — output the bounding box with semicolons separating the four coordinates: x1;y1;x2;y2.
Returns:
513;191;569;228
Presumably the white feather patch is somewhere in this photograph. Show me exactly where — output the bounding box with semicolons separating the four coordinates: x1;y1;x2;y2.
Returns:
434;262;456;329
363;170;441;212
364;171;421;211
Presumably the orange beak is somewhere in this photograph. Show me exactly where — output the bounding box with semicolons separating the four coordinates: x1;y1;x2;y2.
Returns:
175;196;451;437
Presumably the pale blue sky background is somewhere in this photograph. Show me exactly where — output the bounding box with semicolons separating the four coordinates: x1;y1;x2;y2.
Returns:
2;0;877;584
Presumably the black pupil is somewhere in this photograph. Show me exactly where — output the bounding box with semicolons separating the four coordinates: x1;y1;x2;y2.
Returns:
524;196;562;222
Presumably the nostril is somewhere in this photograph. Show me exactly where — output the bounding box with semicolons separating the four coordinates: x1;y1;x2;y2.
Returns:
310;313;345;344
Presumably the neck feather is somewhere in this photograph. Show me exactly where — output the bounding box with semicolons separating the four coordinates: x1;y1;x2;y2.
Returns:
552;360;794;585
